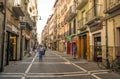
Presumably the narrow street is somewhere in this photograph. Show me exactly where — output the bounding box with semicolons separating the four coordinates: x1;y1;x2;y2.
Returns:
0;50;120;79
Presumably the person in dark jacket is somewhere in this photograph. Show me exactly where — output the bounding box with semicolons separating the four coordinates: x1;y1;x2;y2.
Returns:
73;43;77;59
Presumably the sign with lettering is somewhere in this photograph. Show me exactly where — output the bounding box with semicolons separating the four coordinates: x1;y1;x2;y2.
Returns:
20;22;26;29
90;23;102;32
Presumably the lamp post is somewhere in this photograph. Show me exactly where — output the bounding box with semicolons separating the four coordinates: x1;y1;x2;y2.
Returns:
20;21;25;60
0;0;6;72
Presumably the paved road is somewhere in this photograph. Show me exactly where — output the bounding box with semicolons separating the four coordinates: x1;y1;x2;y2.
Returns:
0;50;120;79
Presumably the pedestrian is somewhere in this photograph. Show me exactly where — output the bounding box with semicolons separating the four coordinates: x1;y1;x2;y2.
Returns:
38;45;44;61
30;47;33;55
43;46;47;56
73;43;77;59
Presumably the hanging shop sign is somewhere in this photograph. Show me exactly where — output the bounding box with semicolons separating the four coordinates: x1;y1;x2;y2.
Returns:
67;36;72;41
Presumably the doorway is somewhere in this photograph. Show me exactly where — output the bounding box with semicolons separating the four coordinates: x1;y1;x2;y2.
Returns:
94;35;102;61
83;35;87;59
5;32;18;65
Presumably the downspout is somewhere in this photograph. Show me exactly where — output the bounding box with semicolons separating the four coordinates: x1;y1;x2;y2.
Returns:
105;19;110;69
112;19;116;59
105;0;110;69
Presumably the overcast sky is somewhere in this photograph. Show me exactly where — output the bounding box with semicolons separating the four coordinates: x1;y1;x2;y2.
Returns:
37;0;55;36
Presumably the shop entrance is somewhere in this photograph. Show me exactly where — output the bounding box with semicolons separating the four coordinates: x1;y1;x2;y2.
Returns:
94;35;102;61
5;32;17;65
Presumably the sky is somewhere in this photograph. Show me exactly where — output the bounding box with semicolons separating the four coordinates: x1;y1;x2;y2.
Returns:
37;0;55;36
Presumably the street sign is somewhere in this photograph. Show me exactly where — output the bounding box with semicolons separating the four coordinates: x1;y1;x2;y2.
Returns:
20;22;26;29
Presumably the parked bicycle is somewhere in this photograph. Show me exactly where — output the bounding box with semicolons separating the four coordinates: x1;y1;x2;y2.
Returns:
111;56;120;72
97;55;120;72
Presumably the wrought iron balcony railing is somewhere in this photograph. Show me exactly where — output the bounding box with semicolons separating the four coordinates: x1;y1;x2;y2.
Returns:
65;5;77;22
86;4;102;25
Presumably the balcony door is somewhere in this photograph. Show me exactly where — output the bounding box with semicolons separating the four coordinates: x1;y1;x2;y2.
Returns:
81;10;86;25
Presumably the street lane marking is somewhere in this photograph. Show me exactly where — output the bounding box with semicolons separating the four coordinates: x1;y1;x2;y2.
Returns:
88;70;110;74
26;74;89;77
21;52;38;79
21;62;70;64
53;52;104;79
0;75;23;77
0;73;23;75
91;72;108;79
73;61;88;64
53;53;87;72
28;71;85;75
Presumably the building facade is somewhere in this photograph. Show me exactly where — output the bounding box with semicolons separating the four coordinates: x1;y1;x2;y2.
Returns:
0;0;38;72
41;0;120;66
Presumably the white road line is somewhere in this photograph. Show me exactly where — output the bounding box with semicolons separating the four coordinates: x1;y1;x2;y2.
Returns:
21;52;38;79
88;70;110;74
28;71;85;75
91;72;108;79
0;75;23;77
26;73;89;77
53;53;87;72
53;52;104;79
27;75;62;77
0;73;23;75
73;61;88;64
63;73;89;77
21;62;71;64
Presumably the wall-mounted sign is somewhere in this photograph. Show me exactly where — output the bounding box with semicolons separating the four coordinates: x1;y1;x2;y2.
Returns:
20;22;26;29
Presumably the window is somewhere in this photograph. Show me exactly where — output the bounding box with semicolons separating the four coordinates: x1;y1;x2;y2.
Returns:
69;23;71;35
73;19;76;34
14;0;21;6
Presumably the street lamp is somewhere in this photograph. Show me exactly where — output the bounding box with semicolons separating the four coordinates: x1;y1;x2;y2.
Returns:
19;21;26;60
33;15;42;20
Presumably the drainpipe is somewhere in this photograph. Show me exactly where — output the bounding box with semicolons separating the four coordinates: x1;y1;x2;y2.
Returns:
105;18;110;69
1;0;6;72
20;29;23;60
112;19;116;59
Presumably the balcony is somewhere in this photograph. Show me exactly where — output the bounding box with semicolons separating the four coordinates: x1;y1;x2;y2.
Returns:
104;0;120;14
65;5;77;22
12;0;25;18
76;0;88;10
86;4;103;26
78;18;87;31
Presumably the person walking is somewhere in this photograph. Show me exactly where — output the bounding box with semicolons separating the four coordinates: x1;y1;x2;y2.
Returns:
38;45;44;61
73;43;77;59
43;46;47;56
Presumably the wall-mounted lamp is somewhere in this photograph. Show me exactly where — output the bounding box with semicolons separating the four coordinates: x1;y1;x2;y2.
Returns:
33;15;42;20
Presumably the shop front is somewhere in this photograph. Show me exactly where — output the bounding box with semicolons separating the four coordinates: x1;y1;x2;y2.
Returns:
93;33;102;61
5;23;19;65
66;36;77;55
78;31;90;60
23;32;30;56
